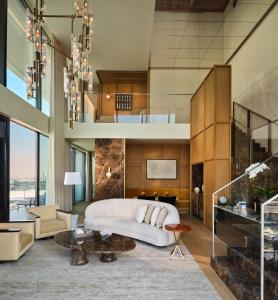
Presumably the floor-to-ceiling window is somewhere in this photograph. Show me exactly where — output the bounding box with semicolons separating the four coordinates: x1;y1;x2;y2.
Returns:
9;122;36;210
9;121;49;210
39;134;49;205
71;147;86;204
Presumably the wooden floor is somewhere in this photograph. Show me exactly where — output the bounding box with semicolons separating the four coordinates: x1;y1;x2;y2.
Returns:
180;215;236;300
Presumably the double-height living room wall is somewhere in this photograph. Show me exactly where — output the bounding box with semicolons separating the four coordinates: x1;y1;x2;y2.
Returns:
125;142;190;213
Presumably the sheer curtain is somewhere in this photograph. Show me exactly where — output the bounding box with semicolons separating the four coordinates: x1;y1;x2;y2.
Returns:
48;36;72;211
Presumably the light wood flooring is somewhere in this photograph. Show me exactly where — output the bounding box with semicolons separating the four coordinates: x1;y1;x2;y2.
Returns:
180;214;236;300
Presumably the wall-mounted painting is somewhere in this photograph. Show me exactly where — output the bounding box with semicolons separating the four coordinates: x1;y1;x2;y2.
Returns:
146;159;177;179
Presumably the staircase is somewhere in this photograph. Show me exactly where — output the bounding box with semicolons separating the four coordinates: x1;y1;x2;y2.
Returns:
212;103;278;300
232;102;275;178
212;236;278;300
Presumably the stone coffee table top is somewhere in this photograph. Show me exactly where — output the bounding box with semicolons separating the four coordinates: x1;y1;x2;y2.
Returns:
54;230;136;263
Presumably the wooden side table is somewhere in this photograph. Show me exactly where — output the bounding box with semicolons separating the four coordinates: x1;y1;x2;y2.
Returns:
165;224;191;260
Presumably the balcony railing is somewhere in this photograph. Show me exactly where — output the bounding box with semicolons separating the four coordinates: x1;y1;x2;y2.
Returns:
83;92;191;124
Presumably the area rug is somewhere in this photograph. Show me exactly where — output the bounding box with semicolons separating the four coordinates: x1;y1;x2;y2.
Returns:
0;239;221;300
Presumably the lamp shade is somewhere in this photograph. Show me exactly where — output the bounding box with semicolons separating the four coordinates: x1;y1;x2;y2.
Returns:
64;172;82;185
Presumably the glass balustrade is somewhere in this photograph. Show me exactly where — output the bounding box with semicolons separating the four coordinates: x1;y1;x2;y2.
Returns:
82;93;191;124
212;153;278;299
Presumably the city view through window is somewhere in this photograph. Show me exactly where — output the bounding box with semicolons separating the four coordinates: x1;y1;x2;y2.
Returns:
9;122;49;210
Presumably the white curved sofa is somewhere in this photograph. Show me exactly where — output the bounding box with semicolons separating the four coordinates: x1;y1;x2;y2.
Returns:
84;198;180;246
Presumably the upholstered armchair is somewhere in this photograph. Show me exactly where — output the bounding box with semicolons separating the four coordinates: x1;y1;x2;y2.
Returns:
28;205;71;239
0;221;34;261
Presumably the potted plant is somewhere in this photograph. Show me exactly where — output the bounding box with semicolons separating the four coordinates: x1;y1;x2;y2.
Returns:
252;186;277;214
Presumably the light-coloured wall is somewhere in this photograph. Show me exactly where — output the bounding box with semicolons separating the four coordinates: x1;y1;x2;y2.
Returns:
223;0;272;62
64;122;190;140
228;4;278;121
149;69;209;123
0;84;49;134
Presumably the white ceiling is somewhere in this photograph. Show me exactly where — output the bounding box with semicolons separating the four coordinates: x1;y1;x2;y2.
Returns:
150;0;273;68
43;0;156;71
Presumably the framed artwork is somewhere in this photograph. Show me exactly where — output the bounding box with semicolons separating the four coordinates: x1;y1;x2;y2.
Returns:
146;159;177;179
115;94;132;111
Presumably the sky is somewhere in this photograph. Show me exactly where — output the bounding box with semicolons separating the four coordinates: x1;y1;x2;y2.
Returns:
7;69;49;180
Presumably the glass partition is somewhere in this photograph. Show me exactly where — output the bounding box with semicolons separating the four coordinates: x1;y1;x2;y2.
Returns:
261;195;278;300
83;93;191;124
232;102;277;178
212;153;278;299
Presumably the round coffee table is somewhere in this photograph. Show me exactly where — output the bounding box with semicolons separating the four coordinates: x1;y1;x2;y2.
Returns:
54;230;136;265
164;224;191;260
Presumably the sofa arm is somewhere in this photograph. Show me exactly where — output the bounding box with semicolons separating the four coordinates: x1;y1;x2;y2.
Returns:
57;211;72;230
0;229;20;260
7;222;35;239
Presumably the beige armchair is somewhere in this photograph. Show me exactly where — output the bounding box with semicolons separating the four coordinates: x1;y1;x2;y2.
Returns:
0;221;34;261
28;205;71;239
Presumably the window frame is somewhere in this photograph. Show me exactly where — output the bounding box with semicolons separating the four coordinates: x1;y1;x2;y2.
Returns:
9;120;49;209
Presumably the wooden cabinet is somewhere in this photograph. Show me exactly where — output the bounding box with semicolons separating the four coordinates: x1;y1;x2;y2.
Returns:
190;66;231;229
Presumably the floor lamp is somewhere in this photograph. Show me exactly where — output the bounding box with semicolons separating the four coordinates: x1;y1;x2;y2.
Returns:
64;172;82;229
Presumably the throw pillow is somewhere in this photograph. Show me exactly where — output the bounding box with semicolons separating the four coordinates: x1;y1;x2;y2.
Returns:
144;205;155;224
156;207;168;228
136;205;148;223
150;206;161;226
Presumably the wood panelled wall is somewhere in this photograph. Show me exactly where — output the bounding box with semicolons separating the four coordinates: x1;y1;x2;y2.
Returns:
125;143;190;213
190;65;231;228
100;83;147;116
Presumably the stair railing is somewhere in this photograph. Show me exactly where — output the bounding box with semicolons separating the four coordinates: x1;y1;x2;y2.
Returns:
233;102;278;175
212;152;278;299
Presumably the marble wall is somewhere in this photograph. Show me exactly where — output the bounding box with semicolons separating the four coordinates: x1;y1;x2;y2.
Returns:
95;139;125;200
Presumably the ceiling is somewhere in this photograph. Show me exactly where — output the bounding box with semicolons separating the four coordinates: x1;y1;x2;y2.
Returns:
43;0;156;71
150;0;273;68
150;11;224;68
155;0;230;12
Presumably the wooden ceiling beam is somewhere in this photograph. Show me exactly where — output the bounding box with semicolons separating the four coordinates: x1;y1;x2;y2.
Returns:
96;70;148;85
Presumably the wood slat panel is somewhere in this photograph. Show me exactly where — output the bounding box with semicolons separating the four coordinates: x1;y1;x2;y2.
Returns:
205;69;215;128
191;85;205;137
215;124;230;159
190;132;204;164
204;125;214;161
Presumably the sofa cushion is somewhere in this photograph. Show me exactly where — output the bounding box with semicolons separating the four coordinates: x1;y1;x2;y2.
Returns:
40;219;67;234
20;233;33;250
151;206;161;226
156;207;168;228
28;205;58;220
136;205;148;223
86;217;169;246
144;205;155;224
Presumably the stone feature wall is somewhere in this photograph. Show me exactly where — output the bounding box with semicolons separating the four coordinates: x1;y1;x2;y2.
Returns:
95;139;125;200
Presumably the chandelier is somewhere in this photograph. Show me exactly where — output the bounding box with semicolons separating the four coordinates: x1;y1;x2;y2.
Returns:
25;0;94;129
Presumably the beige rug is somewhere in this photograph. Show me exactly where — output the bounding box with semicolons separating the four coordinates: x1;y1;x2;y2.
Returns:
0;239;221;300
